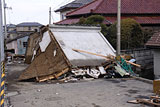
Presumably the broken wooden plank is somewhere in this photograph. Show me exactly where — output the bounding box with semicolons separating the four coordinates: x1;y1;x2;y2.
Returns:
72;48;110;60
127;100;139;104
54;68;69;79
38;68;69;82
72;48;141;68
38;74;55;82
125;60;141;68
137;98;160;106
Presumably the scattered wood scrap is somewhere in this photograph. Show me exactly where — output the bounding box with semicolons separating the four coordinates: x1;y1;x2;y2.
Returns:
128;96;160;106
37;68;69;82
137;98;160;106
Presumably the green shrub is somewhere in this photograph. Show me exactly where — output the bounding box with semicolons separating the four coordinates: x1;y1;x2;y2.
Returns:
107;18;143;50
77;15;107;35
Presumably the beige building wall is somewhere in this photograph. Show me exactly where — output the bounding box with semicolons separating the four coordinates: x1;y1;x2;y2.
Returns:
6;41;18;54
16;26;39;32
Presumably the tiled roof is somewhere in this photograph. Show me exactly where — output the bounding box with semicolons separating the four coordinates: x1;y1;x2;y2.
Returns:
55;0;94;12
146;32;160;47
56;16;160;25
56;18;80;24
17;22;42;27
105;16;160;24
7;24;16;28
67;0;160;16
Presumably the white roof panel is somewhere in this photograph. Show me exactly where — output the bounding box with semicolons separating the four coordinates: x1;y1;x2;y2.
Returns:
49;25;116;66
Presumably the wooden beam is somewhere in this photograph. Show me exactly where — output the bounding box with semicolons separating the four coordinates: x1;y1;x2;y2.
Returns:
72;48;141;68
38;68;69;82
54;68;69;79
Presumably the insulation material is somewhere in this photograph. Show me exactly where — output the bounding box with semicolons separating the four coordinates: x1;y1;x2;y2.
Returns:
39;31;51;52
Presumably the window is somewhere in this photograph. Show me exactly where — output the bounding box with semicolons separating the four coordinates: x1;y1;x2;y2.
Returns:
23;42;28;47
28;27;31;30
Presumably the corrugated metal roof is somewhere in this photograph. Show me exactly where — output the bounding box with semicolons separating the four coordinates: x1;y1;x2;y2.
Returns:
49;25;115;66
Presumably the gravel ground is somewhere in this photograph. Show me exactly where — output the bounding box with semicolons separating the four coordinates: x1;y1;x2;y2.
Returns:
5;62;154;107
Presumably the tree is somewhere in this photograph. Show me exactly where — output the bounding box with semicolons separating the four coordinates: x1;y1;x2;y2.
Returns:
77;15;108;36
107;18;143;50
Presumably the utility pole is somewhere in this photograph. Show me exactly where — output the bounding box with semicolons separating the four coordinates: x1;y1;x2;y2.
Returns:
0;0;5;106
0;0;4;62
116;0;121;55
49;7;51;24
3;0;7;39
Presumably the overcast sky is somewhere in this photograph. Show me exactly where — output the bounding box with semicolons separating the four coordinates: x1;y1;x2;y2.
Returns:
4;0;74;25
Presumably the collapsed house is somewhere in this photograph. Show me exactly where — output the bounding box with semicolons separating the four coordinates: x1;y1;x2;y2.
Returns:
19;25;116;81
25;26;47;64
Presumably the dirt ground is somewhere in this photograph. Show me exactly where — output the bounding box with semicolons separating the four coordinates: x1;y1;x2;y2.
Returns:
5;61;154;107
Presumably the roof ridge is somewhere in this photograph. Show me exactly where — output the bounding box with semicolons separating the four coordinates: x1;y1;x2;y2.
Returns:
92;0;104;13
66;0;99;16
55;18;69;24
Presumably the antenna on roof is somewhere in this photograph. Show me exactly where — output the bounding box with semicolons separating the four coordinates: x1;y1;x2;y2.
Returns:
49;7;51;24
3;0;12;39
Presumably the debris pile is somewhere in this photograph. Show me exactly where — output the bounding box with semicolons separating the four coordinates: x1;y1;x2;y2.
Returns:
53;54;138;83
19;25;140;82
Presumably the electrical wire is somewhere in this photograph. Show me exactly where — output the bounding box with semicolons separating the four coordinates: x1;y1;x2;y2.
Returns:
52;0;74;11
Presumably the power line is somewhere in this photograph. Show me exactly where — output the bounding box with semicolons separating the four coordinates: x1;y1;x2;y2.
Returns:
52;0;73;11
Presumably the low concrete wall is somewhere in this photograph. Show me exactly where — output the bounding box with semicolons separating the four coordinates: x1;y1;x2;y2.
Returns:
122;48;154;79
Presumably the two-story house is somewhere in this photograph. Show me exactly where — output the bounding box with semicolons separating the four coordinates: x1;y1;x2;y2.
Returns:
55;0;93;20
56;0;160;33
6;22;42;41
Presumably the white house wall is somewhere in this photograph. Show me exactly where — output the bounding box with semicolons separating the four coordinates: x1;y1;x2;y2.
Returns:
154;49;160;78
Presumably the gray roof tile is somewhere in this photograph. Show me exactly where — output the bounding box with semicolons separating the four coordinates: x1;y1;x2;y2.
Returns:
55;0;94;12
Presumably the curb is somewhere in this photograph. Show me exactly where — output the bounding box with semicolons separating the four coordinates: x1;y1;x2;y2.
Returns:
132;76;153;84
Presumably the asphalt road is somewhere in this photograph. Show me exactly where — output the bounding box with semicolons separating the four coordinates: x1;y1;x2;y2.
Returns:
5;62;154;107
